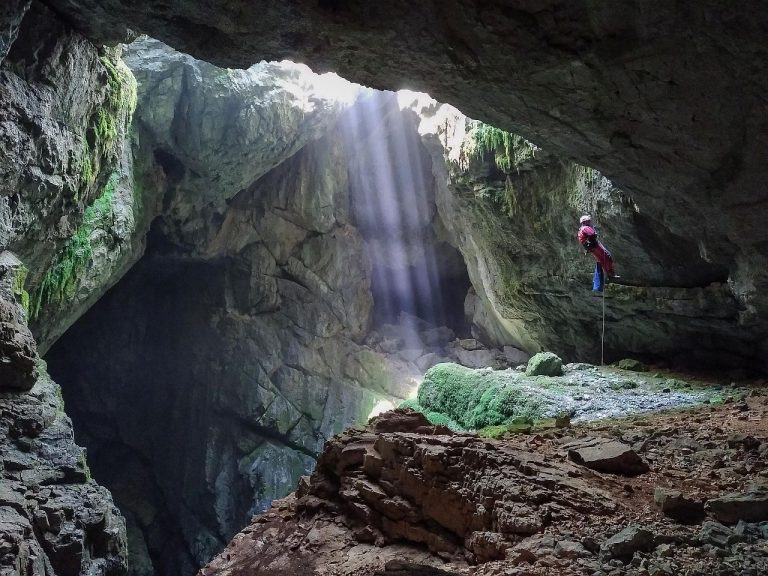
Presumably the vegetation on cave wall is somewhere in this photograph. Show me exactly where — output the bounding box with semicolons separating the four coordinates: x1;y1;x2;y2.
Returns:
29;50;138;323
460;120;619;224
76;50;137;202
30;173;119;319
12;264;30;316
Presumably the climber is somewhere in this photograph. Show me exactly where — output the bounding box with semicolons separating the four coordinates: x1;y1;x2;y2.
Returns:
577;215;614;292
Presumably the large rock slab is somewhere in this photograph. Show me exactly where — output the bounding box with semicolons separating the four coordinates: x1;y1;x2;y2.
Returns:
705;490;768;524
566;438;649;476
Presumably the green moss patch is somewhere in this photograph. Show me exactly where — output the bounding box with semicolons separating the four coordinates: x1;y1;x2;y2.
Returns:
411;362;731;433
11;264;30;316
470;123;539;173
30;172;119;319
417;363;544;429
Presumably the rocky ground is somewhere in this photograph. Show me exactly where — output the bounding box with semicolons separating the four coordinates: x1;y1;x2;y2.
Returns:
200;384;768;576
367;312;530;387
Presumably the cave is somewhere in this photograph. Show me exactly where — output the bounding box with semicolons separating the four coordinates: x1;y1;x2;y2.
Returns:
42;58;486;575
3;2;768;576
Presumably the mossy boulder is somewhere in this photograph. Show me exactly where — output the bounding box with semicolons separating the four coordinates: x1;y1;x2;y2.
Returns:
525;352;563;377
417;363;543;429
615;358;649;372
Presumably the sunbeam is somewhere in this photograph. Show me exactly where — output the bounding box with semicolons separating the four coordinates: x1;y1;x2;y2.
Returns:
339;90;451;351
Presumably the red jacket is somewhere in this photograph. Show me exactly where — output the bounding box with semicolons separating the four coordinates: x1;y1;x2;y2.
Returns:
577;225;597;249
578;225;614;274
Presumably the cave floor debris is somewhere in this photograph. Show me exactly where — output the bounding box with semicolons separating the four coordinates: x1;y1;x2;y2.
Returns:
201;386;768;576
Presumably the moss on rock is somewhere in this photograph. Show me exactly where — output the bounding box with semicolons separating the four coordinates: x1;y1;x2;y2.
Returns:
615;358;649;372
525;352;563;377
30;172;119;319
417;363;544;429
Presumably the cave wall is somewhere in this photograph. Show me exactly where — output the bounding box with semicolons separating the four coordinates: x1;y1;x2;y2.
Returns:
401;97;761;370
43;43;424;576
0;4;129;575
1;0;145;354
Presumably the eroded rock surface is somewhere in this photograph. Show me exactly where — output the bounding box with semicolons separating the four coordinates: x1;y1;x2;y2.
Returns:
202;395;768;576
0;373;128;576
45;42;415;576
407;98;767;370
1;0;144;353
202;409;619;575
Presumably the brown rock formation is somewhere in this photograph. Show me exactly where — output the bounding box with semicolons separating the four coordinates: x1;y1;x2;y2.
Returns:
202;409;618;574
202;392;768;576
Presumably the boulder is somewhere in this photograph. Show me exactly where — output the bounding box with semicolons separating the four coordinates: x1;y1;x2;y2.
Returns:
697;521;736;547
705;490;768;524
600;526;655;561
654;488;705;524
420;326;454;347
370;409;432;434
554;539;590;559
615;358;649;372
458;338;483;351
503;346;530;366
454;348;497;369
567;438;649;476
525;352;563;377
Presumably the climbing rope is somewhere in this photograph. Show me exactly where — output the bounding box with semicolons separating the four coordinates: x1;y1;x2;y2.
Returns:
601;284;605;365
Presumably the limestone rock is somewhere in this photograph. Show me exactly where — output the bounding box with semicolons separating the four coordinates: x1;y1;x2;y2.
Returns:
410;100;768;373
203;411;617;574
553;539;590;559
705;490;768;524
454;348;498;369
0;371;128;576
525;352;563;377
654;487;705;524
0;258;37;391
600;525;655;561
566;438;649;476
43;43;399;575
0;0;30;63
616;359;649;372
1;3;140;353
0;299;36;391
502;346;530;366
697;521;737;547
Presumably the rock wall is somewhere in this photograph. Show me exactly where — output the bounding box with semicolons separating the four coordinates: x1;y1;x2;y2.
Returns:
398;96;765;371
0;258;127;576
1;0;144;353
1;4;132;576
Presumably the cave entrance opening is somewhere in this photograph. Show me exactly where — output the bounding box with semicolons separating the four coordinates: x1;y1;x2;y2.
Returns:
342;92;473;347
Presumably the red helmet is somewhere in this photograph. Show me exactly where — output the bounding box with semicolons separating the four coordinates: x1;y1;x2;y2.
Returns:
579;214;592;225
